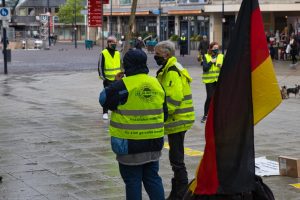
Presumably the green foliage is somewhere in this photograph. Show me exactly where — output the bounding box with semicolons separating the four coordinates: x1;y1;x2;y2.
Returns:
169;34;179;41
57;0;85;24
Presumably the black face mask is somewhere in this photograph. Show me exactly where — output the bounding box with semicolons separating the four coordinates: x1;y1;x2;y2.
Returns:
154;55;165;66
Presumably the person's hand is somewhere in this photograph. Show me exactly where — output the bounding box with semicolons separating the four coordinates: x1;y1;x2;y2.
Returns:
211;58;217;63
115;72;125;80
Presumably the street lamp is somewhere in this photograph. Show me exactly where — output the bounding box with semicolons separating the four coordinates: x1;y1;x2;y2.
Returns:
74;0;77;48
158;0;162;41
47;0;51;47
2;0;8;74
110;0;112;35
222;0;225;53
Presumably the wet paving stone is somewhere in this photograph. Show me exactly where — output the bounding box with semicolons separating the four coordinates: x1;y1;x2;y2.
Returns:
0;66;300;199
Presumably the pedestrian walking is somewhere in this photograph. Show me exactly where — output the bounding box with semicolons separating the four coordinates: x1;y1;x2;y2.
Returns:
198;35;209;60
154;41;195;200
99;49;166;200
201;42;224;123
178;33;188;57
98;36;122;120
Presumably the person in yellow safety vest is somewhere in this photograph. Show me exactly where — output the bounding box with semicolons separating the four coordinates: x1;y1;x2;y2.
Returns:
178;33;188;57
99;49;167;200
201;42;224;123
154;40;195;200
98;36;122;120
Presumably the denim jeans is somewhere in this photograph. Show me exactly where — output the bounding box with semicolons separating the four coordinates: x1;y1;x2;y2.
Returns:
118;161;165;200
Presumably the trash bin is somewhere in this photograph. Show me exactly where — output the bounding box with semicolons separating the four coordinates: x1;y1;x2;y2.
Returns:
85;40;93;50
6;49;11;62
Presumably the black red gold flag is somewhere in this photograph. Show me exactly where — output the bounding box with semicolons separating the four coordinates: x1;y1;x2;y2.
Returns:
185;0;282;198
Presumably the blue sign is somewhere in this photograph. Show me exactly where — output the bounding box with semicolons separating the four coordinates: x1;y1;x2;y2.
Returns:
0;8;9;16
151;9;161;15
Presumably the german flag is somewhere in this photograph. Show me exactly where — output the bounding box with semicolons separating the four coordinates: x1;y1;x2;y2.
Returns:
185;0;282;198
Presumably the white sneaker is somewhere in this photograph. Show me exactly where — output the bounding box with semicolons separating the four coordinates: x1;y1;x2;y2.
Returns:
103;113;108;120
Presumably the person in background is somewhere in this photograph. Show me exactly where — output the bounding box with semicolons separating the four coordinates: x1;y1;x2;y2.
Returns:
98;35;122;120
289;35;298;66
135;36;144;49
154;41;195;200
201;42;224;123
178;33;188;57
198;35;209;64
99;49;166;200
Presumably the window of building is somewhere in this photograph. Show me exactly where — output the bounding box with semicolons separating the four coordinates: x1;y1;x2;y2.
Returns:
19;8;26;16
28;8;35;16
120;0;131;5
161;0;175;2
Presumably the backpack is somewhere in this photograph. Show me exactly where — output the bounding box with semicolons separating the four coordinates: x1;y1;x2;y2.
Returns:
252;175;275;200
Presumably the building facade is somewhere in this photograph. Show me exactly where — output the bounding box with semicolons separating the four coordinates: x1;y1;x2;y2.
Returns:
4;0;86;42
102;0;209;41
102;0;300;48
2;0;300;47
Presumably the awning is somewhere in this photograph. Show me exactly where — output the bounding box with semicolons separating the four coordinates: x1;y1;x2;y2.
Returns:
103;11;150;16
168;10;203;15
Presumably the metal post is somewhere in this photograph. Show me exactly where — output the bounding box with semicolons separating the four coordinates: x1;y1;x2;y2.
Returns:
47;0;51;47
2;0;8;74
101;0;104;49
74;0;77;48
188;18;190;55
110;0;112;35
158;0;161;41
222;0;224;53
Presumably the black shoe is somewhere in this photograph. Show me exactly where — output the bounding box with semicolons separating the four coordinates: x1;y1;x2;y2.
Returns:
166;179;177;200
201;115;207;123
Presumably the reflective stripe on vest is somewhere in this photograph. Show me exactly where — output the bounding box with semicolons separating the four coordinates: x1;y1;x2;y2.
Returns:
102;49;121;81
110;74;165;139
202;54;223;83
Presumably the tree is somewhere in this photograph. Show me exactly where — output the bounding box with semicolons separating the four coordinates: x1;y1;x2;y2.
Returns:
123;0;138;54
57;0;84;24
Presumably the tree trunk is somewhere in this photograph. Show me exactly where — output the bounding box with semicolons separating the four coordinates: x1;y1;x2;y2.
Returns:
123;0;138;54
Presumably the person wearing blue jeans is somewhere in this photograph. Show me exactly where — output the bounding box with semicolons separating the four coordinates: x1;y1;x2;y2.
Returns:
119;161;164;200
99;49;167;200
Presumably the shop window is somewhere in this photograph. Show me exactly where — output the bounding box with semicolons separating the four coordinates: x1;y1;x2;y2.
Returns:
19;8;26;16
120;0;131;5
28;8;35;16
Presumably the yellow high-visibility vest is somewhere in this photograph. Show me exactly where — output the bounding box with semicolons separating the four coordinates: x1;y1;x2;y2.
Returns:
102;49;121;81
156;56;195;134
202;53;224;83
110;74;165;140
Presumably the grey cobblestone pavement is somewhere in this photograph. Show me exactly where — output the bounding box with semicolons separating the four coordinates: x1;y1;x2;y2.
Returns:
0;44;299;199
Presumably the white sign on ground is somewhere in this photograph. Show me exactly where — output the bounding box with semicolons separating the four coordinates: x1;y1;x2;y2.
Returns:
255;156;280;176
